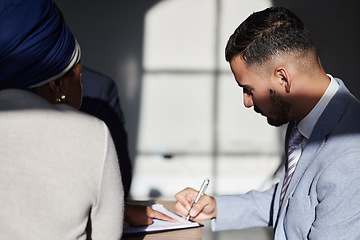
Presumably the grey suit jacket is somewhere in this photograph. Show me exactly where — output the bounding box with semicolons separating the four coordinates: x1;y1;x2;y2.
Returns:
212;78;360;239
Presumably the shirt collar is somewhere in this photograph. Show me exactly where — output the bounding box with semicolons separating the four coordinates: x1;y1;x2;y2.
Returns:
297;74;339;139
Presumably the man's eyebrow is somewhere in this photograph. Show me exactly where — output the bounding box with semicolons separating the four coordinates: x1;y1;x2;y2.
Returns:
237;83;251;89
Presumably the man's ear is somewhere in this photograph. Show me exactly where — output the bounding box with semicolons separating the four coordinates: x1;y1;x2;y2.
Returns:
274;67;291;93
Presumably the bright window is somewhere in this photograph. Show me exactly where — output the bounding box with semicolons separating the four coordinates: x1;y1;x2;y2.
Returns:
131;0;281;200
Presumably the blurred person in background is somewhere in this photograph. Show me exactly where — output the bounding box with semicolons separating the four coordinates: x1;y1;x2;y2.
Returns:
79;67;175;226
175;7;360;239
80;67;133;199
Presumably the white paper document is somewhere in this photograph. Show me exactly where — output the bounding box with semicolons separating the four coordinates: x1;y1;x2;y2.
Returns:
123;203;201;236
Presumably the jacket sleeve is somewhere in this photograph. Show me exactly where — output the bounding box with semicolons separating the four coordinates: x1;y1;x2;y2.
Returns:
211;184;277;231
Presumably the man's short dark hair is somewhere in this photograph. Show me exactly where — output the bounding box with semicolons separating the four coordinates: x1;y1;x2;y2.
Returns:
225;7;318;65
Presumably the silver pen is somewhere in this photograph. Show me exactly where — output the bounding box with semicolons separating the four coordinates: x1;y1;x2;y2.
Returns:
186;178;210;221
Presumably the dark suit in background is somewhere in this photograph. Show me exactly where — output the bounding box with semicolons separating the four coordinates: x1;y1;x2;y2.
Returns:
80;67;132;199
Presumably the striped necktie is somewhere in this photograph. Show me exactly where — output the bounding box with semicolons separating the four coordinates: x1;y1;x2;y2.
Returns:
280;126;305;207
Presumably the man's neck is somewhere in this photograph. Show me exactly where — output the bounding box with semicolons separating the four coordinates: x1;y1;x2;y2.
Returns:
292;73;331;123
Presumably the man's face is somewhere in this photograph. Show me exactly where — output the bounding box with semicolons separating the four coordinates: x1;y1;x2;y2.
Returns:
230;56;291;127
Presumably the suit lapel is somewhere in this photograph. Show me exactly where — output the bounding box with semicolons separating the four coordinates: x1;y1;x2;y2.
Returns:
276;78;350;222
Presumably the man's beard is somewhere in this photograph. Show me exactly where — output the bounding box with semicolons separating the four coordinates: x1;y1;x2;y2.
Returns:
254;89;292;127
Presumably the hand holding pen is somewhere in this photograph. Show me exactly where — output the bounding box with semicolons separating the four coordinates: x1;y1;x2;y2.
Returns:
185;178;210;221
174;178;217;222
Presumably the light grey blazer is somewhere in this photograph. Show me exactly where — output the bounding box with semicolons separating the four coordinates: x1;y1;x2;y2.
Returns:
212;78;360;239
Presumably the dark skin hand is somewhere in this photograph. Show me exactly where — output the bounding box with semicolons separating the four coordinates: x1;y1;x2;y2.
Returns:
124;203;177;226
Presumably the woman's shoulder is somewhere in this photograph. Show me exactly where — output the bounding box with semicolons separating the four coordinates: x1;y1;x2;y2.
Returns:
0;88;108;134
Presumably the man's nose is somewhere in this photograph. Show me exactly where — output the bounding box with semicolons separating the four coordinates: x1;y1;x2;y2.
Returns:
243;93;254;108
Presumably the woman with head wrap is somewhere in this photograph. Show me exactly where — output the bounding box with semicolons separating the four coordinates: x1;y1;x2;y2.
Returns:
0;0;124;239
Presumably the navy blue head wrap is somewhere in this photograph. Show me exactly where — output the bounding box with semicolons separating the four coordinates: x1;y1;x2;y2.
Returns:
0;0;81;90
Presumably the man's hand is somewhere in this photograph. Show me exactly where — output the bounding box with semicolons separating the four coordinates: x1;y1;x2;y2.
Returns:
175;187;217;222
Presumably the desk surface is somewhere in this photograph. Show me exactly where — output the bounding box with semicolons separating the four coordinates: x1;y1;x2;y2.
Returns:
121;200;201;240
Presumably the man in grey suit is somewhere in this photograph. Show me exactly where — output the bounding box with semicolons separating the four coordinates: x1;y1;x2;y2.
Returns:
174;7;360;239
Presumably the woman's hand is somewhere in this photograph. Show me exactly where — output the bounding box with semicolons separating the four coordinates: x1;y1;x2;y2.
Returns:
124;203;177;226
